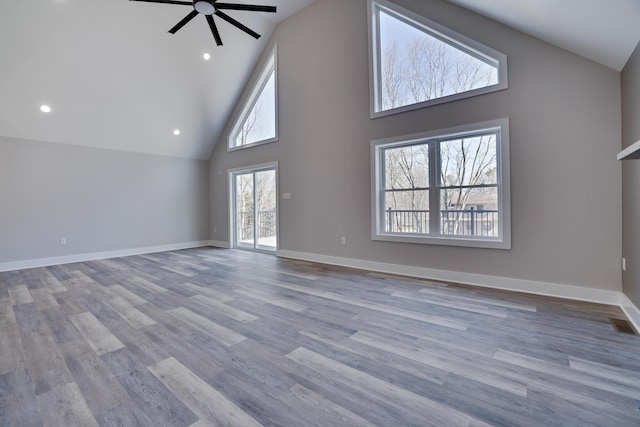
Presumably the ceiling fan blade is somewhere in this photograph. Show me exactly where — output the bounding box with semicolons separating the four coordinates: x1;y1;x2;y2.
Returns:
214;3;277;13
129;0;192;5
215;10;261;39
206;15;223;46
169;10;200;34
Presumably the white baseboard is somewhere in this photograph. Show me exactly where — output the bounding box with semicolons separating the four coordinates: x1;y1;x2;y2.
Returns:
277;249;622;306
0;240;214;272
209;240;232;249
620;294;640;333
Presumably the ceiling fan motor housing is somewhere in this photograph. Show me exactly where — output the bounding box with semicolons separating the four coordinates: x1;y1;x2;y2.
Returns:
194;1;215;15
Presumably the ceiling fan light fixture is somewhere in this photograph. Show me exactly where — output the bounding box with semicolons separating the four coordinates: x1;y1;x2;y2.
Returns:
194;1;215;15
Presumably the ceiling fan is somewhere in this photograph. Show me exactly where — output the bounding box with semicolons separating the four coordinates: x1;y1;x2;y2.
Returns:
129;0;277;46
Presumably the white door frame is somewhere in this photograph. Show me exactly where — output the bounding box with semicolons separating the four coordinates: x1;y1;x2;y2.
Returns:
228;162;279;253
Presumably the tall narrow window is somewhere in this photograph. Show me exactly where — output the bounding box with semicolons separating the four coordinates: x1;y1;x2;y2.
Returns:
372;119;510;249
368;0;508;117
229;47;278;150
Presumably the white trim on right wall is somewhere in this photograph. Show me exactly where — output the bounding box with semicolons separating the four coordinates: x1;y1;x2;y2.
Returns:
620;294;640;334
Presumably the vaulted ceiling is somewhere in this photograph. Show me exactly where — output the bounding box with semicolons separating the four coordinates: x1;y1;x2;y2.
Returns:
448;0;640;72
1;0;639;160
0;0;313;160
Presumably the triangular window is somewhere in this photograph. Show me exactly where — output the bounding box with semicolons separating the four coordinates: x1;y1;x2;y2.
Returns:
369;0;507;117
229;48;278;150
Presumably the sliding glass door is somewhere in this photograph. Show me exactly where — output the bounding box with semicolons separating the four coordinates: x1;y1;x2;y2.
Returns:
232;166;277;251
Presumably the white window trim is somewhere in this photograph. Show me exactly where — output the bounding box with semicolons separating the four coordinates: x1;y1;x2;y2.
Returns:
371;118;511;249
228;45;279;151
367;0;508;119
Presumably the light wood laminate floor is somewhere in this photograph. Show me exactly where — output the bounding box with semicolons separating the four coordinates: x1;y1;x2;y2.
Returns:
1;247;640;426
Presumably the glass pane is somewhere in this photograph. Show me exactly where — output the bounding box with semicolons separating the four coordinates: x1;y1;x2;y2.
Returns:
440;134;497;187
384;144;428;189
440;187;498;237
255;170;277;249
378;10;499;111
235;69;276;147
236;173;254;246
384;189;429;234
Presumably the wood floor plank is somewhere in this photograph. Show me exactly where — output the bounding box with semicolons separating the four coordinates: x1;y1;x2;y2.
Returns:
105;285;148;306
494;349;640;400
233;288;308;313
417;286;538;312
166;307;246;347
36;381;99;427
187;294;259;323
286;347;489;427
275;281;468;330
9;285;34;305
68;312;125;356
568;356;640;388
288;383;378;427
149;357;263;427
13;303;74;396
391;290;509;318
59;340;130;416
100;348;198;427
30;289;60;311
105;296;157;329
0;368;43;427
0;297;26;375
40;270;68;293
350;330;528;397
126;276;168;294
299;330;449;387
93;402;146;427
180;281;234;302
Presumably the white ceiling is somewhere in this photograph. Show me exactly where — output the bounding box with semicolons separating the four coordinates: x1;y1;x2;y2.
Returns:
448;0;640;72
2;1;639;160
0;0;313;160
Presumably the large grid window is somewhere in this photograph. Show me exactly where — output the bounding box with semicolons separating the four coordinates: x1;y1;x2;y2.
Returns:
372;119;510;249
229;47;278;151
368;0;508;118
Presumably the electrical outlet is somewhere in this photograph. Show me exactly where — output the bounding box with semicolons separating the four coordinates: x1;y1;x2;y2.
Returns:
341;236;346;245
623;257;627;271
60;237;67;245
214;227;217;233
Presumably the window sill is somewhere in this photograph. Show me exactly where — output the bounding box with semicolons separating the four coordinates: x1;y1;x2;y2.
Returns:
617;139;640;160
228;137;278;153
373;233;511;250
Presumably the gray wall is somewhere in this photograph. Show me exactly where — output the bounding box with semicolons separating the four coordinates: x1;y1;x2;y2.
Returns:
0;136;209;264
210;0;622;291
622;41;640;306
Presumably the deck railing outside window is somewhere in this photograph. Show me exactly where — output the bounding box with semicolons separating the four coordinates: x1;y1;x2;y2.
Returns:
386;208;498;237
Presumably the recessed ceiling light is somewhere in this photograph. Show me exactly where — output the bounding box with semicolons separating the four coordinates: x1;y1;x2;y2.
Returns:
40;105;52;113
203;53;211;61
173;129;181;136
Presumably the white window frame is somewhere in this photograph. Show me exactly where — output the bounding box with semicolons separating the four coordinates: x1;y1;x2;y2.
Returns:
371;118;511;249
228;46;278;151
367;0;508;119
